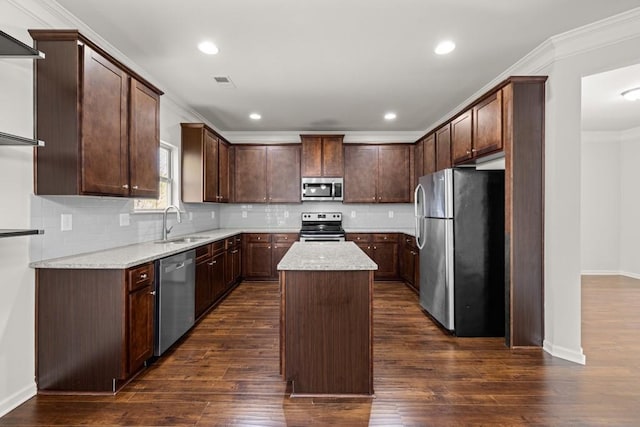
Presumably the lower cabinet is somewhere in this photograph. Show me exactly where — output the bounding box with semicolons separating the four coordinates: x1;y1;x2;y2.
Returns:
346;233;400;281
400;234;419;293
225;235;242;289
243;233;298;280
36;262;155;392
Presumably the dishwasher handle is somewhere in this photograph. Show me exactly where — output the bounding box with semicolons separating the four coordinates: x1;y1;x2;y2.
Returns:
163;257;194;274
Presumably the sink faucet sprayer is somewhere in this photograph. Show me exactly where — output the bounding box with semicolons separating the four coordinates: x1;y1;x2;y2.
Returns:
162;205;182;241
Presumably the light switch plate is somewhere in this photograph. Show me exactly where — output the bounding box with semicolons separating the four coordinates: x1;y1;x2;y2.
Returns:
60;214;72;231
188;212;193;221
119;213;130;226
388;210;394;219
350;211;356;218
242;211;247;218
284;211;289;218
211;211;215;219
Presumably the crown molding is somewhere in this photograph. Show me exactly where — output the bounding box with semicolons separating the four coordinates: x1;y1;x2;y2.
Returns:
423;6;640;136
222;131;424;144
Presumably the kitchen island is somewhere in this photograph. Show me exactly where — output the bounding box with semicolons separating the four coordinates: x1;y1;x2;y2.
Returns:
277;242;377;397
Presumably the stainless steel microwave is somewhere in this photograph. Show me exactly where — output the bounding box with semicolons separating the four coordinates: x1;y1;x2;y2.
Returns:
301;177;343;201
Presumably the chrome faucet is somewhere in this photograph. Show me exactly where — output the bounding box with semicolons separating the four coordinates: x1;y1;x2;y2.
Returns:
162;205;182;241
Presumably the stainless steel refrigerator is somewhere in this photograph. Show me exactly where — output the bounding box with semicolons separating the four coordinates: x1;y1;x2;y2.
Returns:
414;168;505;337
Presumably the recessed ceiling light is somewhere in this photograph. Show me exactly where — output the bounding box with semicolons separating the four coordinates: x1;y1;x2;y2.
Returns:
621;87;640;101
435;40;456;55
198;41;219;55
249;113;262;120
384;112;397;120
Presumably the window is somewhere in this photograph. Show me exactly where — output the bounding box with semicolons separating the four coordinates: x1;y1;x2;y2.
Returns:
134;143;174;210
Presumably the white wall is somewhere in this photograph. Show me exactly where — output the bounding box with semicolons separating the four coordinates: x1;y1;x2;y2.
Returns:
619;128;640;278
580;132;621;273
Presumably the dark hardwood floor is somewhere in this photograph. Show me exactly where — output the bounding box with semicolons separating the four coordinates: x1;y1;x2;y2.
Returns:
1;276;639;425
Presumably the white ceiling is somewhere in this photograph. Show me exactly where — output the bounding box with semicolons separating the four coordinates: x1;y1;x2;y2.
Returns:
582;63;640;132
54;0;640;135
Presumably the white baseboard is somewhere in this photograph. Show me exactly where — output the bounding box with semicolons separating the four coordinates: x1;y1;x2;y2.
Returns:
581;270;640;280
0;383;36;418
543;340;586;365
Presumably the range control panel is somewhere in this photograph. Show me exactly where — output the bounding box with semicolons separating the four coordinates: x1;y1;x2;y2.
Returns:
301;212;342;222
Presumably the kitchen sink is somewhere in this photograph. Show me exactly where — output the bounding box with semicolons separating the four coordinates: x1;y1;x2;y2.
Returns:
155;236;210;244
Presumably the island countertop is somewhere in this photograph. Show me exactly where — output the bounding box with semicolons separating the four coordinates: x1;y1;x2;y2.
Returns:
277;241;377;271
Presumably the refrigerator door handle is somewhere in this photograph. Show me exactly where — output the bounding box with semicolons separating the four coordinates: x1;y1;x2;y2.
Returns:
414;183;426;250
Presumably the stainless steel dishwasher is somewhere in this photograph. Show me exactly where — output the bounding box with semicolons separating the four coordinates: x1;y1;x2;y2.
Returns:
154;249;196;356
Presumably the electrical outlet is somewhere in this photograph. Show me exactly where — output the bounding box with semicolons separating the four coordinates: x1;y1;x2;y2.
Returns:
119;213;130;226
350;211;356;218
242;211;247;218
211;211;215;219
284;211;289;218
60;214;72;231
388;210;394;219
188;212;193;221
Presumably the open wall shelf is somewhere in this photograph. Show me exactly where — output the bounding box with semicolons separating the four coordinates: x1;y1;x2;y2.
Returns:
0;229;44;239
0;30;44;58
0;131;44;147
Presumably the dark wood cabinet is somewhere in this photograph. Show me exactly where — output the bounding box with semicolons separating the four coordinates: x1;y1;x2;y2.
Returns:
301;135;344;177
225;235;242;289
36;262;155;392
346;233;399;280
451;110;473;164
194;241;226;319
412;139;424;201
473;90;503;157
344;145;411;203
235;145;301;203
243;233;297;280
126;263;154;375
30;30;162;197
435;124;452;171
181;123;231;203
400;234;419;293
423;134;436;175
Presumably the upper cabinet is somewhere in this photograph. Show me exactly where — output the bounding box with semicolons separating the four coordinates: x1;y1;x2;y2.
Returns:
344;145;411;203
435;124;452;171
300;135;344;177
423;134;436;175
29;30;162;197
181;123;232;203
234;145;301;203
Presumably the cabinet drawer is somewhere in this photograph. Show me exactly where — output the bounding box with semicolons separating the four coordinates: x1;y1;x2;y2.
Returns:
244;233;271;243
225;237;235;249
127;263;154;292
195;243;212;260
347;233;371;243
404;235;417;248
373;233;398;243
273;233;298;243
211;240;225;255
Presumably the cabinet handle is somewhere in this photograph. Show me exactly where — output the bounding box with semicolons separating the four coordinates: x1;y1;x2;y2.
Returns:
373;246;377;250
367;246;371;250
268;246;271;249
378;197;382;200
132;185;139;190
372;196;376;200
232;249;239;254
263;197;267;201
149;290;156;296
122;184;129;189
466;150;471;155
257;237;261;240
411;251;417;256
140;273;148;280
384;236;387;240
208;261;216;266
471;148;477;153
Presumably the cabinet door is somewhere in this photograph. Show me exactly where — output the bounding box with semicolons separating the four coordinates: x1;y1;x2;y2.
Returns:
129;79;160;198
435;124;452;171
243;242;273;279
322;136;344;177
232;246;242;283
413;139;424;198
473;90;503;156
203;130;219;202
81;45;129;196
235;146;267;202
301;136;322;177
371;240;399;280
127;284;154;374
210;251;226;301
400;244;414;284
195;257;212;318
423;134;436;175
218;140;231;203
451;110;473;165
267;146;301;203
272;242;293;279
378;145;411;203
344;145;378;203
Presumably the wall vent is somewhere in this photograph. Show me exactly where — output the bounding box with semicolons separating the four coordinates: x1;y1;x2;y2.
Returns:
213;76;236;88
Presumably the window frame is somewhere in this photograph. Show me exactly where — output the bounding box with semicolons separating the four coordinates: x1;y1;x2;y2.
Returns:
133;141;177;213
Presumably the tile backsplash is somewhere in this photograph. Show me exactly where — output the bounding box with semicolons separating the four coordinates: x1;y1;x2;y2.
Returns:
30;197;414;261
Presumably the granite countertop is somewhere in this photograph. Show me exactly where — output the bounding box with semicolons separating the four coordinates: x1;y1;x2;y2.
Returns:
277;242;378;271
344;228;415;237
30;228;246;269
